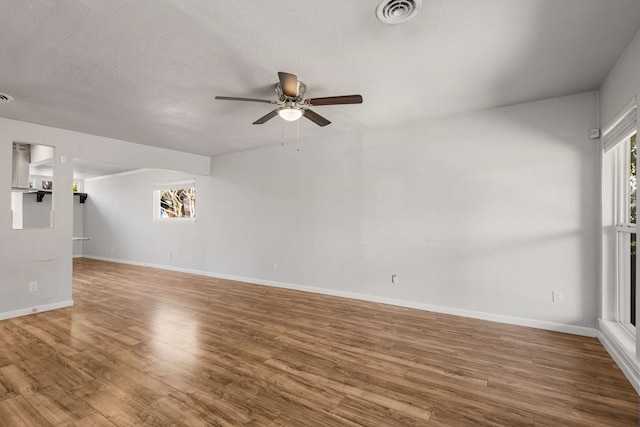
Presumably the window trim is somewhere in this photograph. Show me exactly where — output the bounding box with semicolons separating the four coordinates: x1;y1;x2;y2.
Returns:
152;179;196;224
611;134;637;335
616;228;635;335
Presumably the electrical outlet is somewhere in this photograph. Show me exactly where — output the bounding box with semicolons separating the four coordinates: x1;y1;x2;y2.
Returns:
391;274;398;284
168;252;173;260
29;281;37;292
272;262;278;271
552;290;563;303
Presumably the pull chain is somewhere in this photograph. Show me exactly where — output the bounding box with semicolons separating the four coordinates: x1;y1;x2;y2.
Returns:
296;118;300;152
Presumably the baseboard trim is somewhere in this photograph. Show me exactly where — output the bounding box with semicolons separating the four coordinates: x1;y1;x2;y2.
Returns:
81;255;597;338
598;320;640;394
0;299;74;322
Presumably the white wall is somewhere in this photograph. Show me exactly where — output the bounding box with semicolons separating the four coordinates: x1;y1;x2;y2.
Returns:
0;117;210;319
83;169;208;264
73;194;85;258
83;92;600;331
19;173;54;229
21;192;53;229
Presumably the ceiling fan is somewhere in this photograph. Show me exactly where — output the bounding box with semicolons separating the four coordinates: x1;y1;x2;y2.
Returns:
215;72;363;127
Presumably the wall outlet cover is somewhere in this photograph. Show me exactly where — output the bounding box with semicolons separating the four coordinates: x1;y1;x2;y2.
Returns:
552;290;563;303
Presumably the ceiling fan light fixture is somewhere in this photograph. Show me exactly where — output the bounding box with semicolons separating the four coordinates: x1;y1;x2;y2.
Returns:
278;107;303;121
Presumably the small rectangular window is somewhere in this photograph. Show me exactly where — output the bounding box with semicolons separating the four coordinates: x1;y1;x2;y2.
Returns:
153;180;196;223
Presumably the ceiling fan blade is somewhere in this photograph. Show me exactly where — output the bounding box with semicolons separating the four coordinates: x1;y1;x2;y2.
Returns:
278;72;298;98
215;96;277;104
306;95;363;106
303;109;331;127
253;109;279;125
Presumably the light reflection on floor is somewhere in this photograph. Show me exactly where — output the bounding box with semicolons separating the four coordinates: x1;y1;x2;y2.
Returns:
151;304;199;366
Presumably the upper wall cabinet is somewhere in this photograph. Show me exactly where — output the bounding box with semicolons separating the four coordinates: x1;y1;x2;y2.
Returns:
11;142;55;229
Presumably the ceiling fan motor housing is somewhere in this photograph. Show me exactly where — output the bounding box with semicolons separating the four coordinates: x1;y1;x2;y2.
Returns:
276;82;306;102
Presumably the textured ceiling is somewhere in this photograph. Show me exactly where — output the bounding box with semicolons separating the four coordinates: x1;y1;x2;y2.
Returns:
1;0;640;157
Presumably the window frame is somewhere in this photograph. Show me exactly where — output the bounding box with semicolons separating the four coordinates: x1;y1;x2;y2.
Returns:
152;179;196;224
612;134;637;335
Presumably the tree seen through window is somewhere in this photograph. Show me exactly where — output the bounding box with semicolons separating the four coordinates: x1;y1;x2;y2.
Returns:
159;188;195;218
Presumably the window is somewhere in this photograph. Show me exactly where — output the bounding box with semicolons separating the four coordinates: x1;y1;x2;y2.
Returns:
153;180;196;223
602;97;637;338
615;133;637;332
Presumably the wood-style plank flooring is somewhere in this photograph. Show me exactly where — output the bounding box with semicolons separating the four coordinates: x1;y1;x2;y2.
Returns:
0;258;637;426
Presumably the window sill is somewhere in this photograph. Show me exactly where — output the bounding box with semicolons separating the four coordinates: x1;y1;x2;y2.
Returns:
600;320;635;353
153;218;196;224
599;319;640;394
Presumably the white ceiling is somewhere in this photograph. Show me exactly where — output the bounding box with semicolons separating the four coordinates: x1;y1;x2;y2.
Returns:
1;0;640;157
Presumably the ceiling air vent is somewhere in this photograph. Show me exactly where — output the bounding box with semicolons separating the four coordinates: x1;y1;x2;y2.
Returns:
376;0;422;24
0;93;14;104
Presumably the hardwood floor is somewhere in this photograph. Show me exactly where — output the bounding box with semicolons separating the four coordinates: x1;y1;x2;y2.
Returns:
0;258;637;426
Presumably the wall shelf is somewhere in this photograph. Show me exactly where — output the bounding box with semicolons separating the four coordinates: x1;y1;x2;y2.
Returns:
75;192;88;203
30;191;88;203
35;190;51;203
